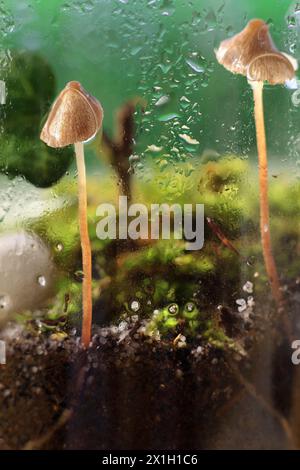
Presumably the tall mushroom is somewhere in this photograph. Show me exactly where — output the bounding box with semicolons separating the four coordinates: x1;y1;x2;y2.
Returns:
40;81;103;347
216;19;297;308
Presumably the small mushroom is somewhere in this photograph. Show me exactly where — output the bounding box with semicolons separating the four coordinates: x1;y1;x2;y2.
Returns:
40;81;103;347
216;19;297;308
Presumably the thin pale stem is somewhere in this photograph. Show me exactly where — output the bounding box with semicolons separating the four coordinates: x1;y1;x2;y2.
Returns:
251;81;283;308
75;142;92;348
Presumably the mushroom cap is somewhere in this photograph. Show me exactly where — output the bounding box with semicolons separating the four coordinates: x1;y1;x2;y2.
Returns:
216;19;297;84
40;81;103;148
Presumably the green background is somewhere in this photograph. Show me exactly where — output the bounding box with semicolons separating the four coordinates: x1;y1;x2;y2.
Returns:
0;0;299;176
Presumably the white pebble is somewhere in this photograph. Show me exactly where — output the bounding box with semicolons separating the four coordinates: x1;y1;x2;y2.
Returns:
243;281;253;294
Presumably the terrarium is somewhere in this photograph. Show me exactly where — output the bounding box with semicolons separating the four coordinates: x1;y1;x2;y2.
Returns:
0;0;300;453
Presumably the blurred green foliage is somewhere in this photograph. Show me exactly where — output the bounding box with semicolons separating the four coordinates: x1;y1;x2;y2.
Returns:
26;156;300;345
1;0;297;164
0;51;73;187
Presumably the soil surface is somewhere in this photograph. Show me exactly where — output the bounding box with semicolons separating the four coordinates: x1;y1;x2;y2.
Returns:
0;312;295;450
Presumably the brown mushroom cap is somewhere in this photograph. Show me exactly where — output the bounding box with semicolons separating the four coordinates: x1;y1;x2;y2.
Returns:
40;81;103;148
216;19;297;84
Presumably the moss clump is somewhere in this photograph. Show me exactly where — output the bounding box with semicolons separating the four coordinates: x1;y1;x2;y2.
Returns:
143;301;243;353
12;155;299;350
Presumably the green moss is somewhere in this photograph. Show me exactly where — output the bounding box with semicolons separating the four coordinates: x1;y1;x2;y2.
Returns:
10;153;299;346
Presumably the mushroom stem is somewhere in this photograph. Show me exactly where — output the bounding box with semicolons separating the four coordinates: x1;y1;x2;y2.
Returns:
74;142;92;348
251;80;283;308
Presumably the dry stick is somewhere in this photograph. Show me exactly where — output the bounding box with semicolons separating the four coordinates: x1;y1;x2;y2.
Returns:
252;81;283;308
228;359;296;449
22;409;73;450
75;142;92;348
216;388;246;418
22;349;91;450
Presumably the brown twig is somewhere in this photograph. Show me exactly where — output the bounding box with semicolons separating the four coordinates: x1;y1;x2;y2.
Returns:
216;388;246;418
22;350;89;450
227;358;296;449
22;408;73;450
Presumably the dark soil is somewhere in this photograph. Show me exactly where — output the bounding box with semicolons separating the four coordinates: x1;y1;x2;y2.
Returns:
0;316;294;450
2;276;300;450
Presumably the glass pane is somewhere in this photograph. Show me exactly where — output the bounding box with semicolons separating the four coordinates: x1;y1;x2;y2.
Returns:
0;0;299;451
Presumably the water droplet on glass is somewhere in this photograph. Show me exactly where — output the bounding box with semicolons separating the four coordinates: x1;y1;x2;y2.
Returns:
287;15;297;29
157;63;172;74
129;154;140;163
146;144;163;153
186;59;205;73
179;134;199;145
0;294;9;310
155;95;169;106
186;302;195;312
158;113;180;122
168;303;179;315
292;86;300;106
37;276;46;287
0;3;15;37
56;243;64;252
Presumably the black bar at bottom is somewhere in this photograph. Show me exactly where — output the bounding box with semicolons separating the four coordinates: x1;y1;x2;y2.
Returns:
0;450;299;465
